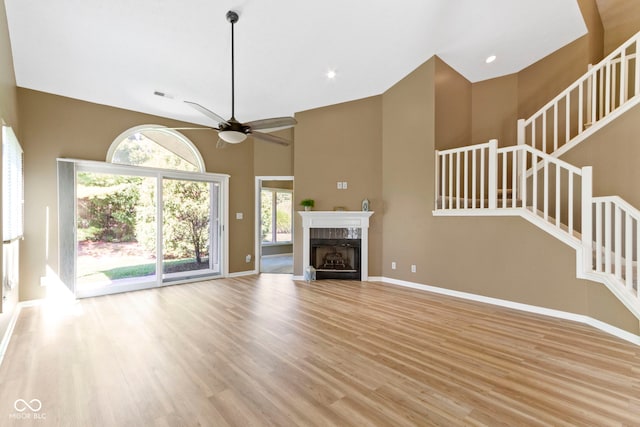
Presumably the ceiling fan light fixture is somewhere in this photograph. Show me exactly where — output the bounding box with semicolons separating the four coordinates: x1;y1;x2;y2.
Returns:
219;130;247;144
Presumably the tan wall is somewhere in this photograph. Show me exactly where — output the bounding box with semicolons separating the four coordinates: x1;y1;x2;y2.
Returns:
0;0;19;338
579;0;605;63
471;74;519;146
434;57;471;150
381;59;436;280
17;88;260;301
518;0;604;119
293;96;382;276
253;128;294;177
561;102;640;206
596;0;640;54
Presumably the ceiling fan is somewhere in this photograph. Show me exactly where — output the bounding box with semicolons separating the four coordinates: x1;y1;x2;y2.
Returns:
168;10;296;148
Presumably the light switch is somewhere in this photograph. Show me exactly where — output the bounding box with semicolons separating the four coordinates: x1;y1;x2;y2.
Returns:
236;212;243;220
342;181;348;189
337;181;343;189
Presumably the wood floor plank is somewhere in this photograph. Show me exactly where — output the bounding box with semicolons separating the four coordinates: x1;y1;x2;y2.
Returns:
1;276;639;426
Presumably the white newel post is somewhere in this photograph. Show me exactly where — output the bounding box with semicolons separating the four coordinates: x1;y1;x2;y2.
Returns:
516;119;525;203
581;166;593;272
299;211;374;281
434;149;440;210
488;139;498;210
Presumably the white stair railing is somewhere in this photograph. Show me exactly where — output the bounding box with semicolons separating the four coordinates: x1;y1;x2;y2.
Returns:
435;140;588;240
434;140;497;211
518;31;640;157
500;144;588;242
591;196;640;303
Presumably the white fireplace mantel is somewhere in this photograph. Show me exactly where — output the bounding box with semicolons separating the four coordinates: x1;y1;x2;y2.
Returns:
299;211;374;281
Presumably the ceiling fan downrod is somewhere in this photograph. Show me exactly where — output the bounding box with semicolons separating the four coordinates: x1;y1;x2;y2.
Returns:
226;10;239;121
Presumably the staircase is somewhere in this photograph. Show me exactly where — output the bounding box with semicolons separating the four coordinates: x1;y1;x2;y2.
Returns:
434;32;640;321
519;31;640;157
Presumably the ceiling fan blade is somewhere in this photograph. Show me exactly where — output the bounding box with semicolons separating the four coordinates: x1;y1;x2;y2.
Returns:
162;127;218;131
216;138;228;149
251;131;291;146
185;101;230;126
245;117;297;132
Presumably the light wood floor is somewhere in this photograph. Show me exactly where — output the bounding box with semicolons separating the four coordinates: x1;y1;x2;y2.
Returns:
1;275;640;426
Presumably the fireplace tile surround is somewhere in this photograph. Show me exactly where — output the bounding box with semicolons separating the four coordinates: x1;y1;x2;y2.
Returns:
299;211;374;281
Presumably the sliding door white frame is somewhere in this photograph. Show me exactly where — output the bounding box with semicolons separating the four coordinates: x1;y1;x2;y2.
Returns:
58;158;229;298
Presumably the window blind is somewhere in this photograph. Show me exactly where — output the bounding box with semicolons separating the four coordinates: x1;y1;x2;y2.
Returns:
2;125;24;242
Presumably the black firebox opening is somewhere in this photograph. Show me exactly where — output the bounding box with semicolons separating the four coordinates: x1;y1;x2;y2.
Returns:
310;238;361;280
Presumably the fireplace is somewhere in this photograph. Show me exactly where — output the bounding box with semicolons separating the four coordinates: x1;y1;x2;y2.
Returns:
299;211;374;281
310;228;361;279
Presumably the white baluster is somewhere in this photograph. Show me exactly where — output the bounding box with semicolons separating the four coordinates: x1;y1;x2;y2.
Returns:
626;212;633;290
578;81;584;133
615;205;622;279
532;153;538;214
472;149;477;209
543;159;549;221
512;151;517;208
448;153;453;209
605;61;612;115
435;150;440;210
635;40;640;97
480;148;485;209
605;201;612;274
441;154;447;209
556;165;561;228
464;150;469;209
553;103;559;151
581;167;593;272
456;152;461;209
565;93;571;144
620;49;628;105
488;140;497;210
568;173;574;235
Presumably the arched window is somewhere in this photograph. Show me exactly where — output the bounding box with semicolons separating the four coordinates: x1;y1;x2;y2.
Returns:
107;125;205;172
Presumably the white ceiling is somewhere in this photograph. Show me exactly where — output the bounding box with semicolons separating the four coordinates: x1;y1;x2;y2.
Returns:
4;0;587;127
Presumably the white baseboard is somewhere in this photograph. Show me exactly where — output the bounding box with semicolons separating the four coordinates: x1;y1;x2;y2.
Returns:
369;276;640;346
227;270;258;278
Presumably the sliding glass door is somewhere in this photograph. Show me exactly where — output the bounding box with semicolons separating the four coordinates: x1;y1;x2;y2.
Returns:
76;171;158;292
62;160;228;298
162;179;221;282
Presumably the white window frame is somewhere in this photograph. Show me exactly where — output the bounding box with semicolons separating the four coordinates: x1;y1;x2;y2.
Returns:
2;125;24;243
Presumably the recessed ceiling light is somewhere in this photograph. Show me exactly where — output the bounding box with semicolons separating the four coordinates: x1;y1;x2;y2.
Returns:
326;69;337;79
485;55;497;64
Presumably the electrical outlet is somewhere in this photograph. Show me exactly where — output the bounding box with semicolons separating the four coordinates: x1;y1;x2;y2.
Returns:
246;254;252;263
337;181;343;189
391;262;397;270
411;264;417;273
